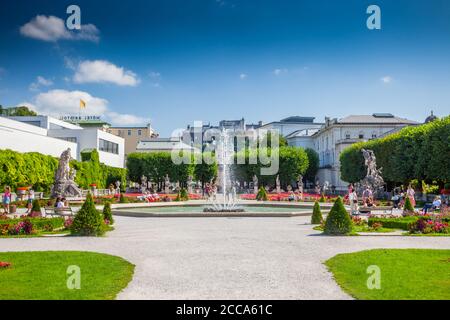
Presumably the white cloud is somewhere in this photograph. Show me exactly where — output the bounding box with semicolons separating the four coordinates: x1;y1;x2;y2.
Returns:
149;71;161;88
20;15;99;42
381;76;393;84
239;73;247;80
73;60;139;86
29;76;53;91
107;112;151;126
273;68;288;76
20;89;149;126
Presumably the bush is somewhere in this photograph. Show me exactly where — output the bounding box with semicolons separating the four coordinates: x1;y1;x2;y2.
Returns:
256;187;268;201
0;217;64;231
70;193;105;236
368;216;418;230
30;199;41;214
311;201;323;224
102;202;114;225
119;193;129;203
324;197;352;235
403;197;415;214
319;194;326;203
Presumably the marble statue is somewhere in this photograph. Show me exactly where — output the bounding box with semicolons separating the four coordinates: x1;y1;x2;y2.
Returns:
253;174;259;194
141;175;147;193
187;175;193;194
51;148;82;198
358;149;385;195
115;180;121;194
164;174;171;194
276;174;281;194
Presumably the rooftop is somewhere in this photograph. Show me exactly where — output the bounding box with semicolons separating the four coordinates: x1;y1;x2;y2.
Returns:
337;114;419;124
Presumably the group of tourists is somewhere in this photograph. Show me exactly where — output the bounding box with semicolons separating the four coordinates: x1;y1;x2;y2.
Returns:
2;186;35;214
391;185;416;209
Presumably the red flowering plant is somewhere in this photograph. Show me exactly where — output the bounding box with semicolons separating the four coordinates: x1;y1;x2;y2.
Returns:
410;217;449;234
0;261;11;268
64;217;74;229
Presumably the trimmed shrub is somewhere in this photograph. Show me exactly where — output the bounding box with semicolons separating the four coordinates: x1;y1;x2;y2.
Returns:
175;188;189;201
30;199;41;215
311;201;323;224
319;194;326;203
119;193;129;203
70;193;105;236
403;197;415;214
102;202;114;225
324;197;352;235
368;216;418;230
256;186;268;201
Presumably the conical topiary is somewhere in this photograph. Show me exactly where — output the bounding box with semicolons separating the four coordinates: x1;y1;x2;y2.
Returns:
31;199;42;214
403;197;414;214
102;201;114;225
319;194;326;203
324;197;352;235
256;186;268;201
71;193;105;236
311;201;323;224
119;193;128;203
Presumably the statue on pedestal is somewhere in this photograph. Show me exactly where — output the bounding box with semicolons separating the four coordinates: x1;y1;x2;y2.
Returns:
276;175;281;194
51;148;82;198
164;174;171;194
115;180;121;195
187;175;193;194
253;174;259;194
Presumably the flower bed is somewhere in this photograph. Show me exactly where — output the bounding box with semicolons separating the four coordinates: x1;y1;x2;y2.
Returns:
368;216;418;230
0;217;65;236
409;217;450;234
240;192;336;202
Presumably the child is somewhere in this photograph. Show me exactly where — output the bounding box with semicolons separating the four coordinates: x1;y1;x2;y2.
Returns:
2;186;11;214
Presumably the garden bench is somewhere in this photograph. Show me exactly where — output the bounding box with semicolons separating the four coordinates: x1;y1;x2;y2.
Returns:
358;206;394;215
44;206;74;217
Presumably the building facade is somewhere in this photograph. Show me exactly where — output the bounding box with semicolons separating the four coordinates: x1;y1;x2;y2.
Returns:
107;124;158;156
311;114;418;190
4;115;125;168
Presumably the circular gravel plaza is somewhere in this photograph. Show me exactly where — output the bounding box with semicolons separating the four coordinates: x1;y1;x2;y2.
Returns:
1;215;450;300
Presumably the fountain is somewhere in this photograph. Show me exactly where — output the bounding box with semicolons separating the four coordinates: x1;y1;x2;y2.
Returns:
204;129;243;212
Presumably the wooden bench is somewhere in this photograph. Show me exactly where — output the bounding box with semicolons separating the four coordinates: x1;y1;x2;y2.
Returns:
357;206;394;215
44;206;74;217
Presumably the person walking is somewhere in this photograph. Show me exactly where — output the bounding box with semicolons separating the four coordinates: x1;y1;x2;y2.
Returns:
2;186;11;214
406;184;416;207
349;188;359;215
25;187;35;214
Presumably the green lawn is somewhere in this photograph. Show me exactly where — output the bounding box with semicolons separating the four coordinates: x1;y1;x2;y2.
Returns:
0;251;135;300
325;249;450;300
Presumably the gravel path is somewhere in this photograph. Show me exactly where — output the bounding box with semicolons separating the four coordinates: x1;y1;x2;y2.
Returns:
1;216;449;299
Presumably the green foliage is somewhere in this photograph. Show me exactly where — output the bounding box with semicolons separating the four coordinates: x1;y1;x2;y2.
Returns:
0;106;37;116
194;152;218;187
31;199;41;213
119;193;129;203
319;194;326;203
258;131;288;148
0;149;126;193
127;151;196;187
235;146;309;187
102;202;114;225
340;116;450;184
304;148;319;182
0;217;64;231
403;197;415;213
70;193;105;236
256;186;268;201
368;216;418;230
311;201;323;224
180;188;189;201
324;197;352;235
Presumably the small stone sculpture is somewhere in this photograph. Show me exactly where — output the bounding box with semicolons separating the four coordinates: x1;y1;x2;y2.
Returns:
51;148;82;198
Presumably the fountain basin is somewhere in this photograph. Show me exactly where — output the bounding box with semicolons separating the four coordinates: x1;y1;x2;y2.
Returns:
111;202;330;218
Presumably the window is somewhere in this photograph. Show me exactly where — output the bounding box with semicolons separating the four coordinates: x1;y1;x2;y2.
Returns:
138;129;142;136
358;132;364;139
57;137;77;143
128;130;132;136
99;139;119;154
345;132;351;139
371;132;377;139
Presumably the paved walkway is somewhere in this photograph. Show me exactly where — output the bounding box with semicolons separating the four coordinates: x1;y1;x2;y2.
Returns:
1;216;449;299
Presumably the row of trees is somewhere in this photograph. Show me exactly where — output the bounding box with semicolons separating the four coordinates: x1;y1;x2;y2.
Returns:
0;149;127;192
340;116;450;186
127;146;319;190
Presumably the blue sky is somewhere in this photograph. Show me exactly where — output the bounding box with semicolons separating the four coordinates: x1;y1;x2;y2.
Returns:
0;0;450;135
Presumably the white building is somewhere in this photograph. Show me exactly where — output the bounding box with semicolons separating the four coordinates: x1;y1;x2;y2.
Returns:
136;137;201;153
259;116;323;137
310;114;418;190
1;115;125;168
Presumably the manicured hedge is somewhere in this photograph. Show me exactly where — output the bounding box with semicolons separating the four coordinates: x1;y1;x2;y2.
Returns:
368;217;418;230
340;116;450;184
0;149;127;193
